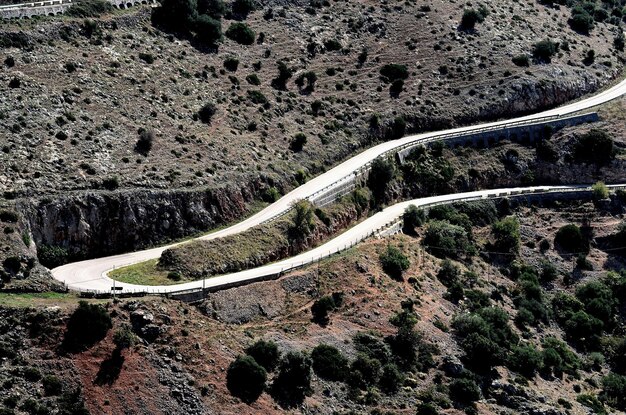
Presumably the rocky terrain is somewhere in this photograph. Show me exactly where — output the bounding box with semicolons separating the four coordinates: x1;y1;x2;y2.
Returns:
3;197;626;414
0;0;624;285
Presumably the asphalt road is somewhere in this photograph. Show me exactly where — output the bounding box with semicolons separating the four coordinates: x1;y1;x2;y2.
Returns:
51;79;626;293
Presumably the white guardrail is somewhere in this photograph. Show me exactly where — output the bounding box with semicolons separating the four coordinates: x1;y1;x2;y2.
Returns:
74;183;626;298
259;112;597;225
0;0;71;10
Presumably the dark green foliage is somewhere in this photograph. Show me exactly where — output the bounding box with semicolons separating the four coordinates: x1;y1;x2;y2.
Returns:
42;375;63;396
295;71;317;93
602;373;626;410
540;261;558;283
0;210;18;223
460;6;488;30
226;355;267;403
347;354;381;388
198;102;217;124
379;64;408;83
323;39;341;51
491;216;520;255
464;290;491;312
231;0;255;16
449;378;480;405
353;332;392;364
533;39;559;62
247;90;267;104
271;61;293;90
416;403;439;415
311;295;339;324
577;394;606;414
573;129;615;165
437;259;460;287
569;6;594;34
452;307;518;371
247;340;280;372
225;23;255;45
428;205;472;233
2;257;20;274
66;0;113;17
311;344;348;381
291;200;315;239
367;157;394;203
271;352;312;408
564;311;603;348
194;14;222;45
152;0;198;31
113;325;135;350
197;0;225;17
513;266;550;328
223;57;239;71
379;245;410;280
552;292;584;324
386;116;407;140
290;133;307;152
614;31;625;51
63;301;112;352
452;201;498;227
379;363;403;394
512;54;530;67
135;129;154;156
102;176;120;190
555;224;587;253
402;205;425;234
37;245;69;268
423;221;474;260
508;344;543;377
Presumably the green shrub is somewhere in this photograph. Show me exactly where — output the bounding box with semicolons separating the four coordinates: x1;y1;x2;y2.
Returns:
63;301;112;352
379;245;410;280
37;245;69;269
492;216;520;255
602;373;626;410
231;0;255;16
460;7;487;30
436;259;460;287
225;23;255;45
367;157;394;203
135;129;154;156
347;354;381;389
402;205;425;234
311;295;337;324
66;0;113;17
508;344;543;377
0;210;18;223
270;352;312;408
42;375;63;396
290;133;307;152
102;176;120;190
449;378;480;405
223;57;239;72
573;129;615;165
379;363;403;394
197;0;225;17
151;0;198;31
198;102;217;124
512;54;530;67
577;394;607;414
379;64;408;83
138;53;155;64
533;39;558;62
423;221;474;259
194;14;222;45
246;74;261;85
290;199;315;239
226;355;267;403
311;344;348;381
246;340;280;372
569;6;594;34
554;224;587;253
592;181;609;200
113;325;135;350
353;332;392;364
262;187;280;202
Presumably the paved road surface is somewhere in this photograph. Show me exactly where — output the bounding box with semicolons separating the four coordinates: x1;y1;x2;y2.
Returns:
51;79;626;293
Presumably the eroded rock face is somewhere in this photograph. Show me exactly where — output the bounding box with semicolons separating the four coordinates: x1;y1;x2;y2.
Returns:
19;177;275;260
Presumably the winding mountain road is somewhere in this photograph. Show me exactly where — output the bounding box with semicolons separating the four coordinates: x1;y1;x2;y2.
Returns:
51;80;626;294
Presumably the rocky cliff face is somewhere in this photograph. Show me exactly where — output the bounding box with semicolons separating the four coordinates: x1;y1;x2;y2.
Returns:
18;176;278;261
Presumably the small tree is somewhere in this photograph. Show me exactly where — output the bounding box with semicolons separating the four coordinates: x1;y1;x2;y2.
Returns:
592;181;609;200
311;295;336;324
135;129;154;156
197;0;225;17
555;224;587;254
311;344;348;381
290;133;307;152
402;204;425;234
271;352;312;408
508;344;543;377
225;22;255;45
460;6;488;30
194;14;222;45
379;363;403;394
247;340;280;372
231;0;255;16
198;102;217;124
291;199;315;239
492;216;520;255
449;378;481;405
63;301;112;352
113;325;135;351
226;355;267;403
533;39;558;62
379;245;410;280
272;61;293;90
367;157;394;203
